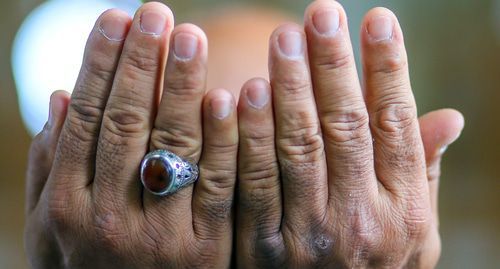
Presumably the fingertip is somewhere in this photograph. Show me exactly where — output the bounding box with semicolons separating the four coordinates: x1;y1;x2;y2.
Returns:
420;109;465;145
304;0;347;36
48;90;70;130
97;9;132;42
205;88;236;121
419;108;465;162
361;7;403;44
305;0;345;16
270;23;305;59
173;23;208;45
171;23;208;61
137;1;174;24
239;78;271;111
132;1;174;37
271;22;303;38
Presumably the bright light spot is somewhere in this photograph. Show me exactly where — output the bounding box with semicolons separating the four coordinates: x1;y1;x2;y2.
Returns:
12;0;141;136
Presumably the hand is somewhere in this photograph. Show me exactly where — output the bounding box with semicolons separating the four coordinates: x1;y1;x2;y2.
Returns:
235;1;463;268
24;3;238;268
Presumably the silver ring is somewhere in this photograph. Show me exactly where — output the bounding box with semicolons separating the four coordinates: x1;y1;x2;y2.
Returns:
140;149;199;196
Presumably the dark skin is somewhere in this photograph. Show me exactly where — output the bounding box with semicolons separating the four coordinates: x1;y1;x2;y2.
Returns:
25;1;463;268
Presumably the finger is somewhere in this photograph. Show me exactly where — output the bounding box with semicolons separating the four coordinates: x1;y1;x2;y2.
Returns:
94;3;174;207
361;8;427;195
144;24;208;209
193;89;238;244
236;78;283;263
419;109;464;219
49;9;131;190
26;91;69;213
304;0;377;201
150;24;207;159
269;24;328;224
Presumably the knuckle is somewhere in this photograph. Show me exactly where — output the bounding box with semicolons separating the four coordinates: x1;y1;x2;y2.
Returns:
241;128;275;143
279;79;311;99
238;161;280;212
322;107;370;144
278;123;324;163
64;116;97;145
315;50;352;72
93;210;128;250
342;204;383;254
150;126;200;154
372;98;416;135
252;233;286;267
121;47;160;74
371;52;408;75
199;165;237;193
239;156;279;183
81;53;115;83
63;95;104;144
103;103;149;138
69;92;104;125
204;141;239;156
165;66;205;96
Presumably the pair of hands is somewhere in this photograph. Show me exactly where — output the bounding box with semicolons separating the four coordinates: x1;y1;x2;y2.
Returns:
25;1;464;268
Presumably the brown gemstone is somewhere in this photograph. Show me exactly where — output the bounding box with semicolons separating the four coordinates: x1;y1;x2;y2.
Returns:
143;159;171;193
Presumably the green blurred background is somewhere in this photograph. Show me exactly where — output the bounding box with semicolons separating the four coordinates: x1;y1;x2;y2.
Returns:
0;0;498;268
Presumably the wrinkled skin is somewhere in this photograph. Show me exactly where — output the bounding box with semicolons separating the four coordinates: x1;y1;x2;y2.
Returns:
25;3;238;268
234;1;463;268
25;1;464;269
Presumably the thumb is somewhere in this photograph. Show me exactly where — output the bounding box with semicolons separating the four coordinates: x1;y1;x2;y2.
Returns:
26;90;70;213
418;108;464;223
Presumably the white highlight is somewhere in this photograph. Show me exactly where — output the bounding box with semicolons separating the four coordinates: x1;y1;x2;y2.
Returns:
12;0;141;136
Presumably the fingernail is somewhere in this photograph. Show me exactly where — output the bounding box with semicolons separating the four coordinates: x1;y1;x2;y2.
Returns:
174;33;198;60
246;83;269;109
278;31;303;58
312;9;340;36
99;15;128;41
211;93;233;120
367;16;394;41
140;10;167;35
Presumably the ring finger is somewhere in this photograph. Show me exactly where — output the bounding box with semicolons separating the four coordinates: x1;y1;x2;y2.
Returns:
144;24;208;211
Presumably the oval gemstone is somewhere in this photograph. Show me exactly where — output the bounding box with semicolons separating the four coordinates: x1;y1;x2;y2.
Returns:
143;159;171;193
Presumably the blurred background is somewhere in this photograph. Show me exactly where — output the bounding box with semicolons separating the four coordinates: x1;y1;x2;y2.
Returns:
0;0;498;268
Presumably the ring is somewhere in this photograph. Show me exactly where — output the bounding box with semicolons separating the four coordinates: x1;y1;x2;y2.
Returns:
140;149;199;196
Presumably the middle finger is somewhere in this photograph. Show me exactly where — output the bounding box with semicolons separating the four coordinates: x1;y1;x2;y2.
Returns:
304;0;377;202
269;24;328;226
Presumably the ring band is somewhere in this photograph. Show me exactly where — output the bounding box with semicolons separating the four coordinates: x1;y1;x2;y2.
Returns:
140;149;199;196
